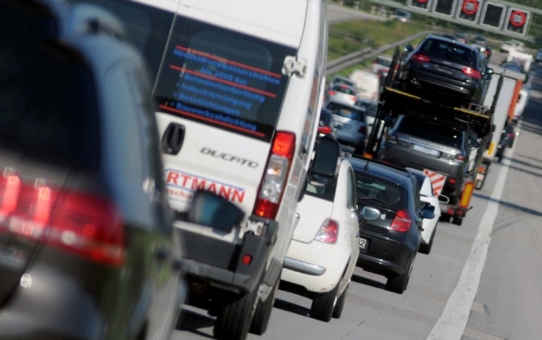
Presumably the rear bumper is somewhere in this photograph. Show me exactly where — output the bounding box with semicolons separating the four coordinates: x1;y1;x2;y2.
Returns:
180;215;278;294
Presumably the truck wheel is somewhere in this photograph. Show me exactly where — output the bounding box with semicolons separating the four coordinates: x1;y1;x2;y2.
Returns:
332;283;349;319
310;283;339;322
453;217;463;226
214;290;257;340
249;280;279;335
385;254;415;294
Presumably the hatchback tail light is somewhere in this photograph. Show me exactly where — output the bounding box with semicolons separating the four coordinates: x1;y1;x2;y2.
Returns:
462;67;481;79
253;131;295;219
0;171;125;266
411;54;430;63
314;219;339;244
358;126;367;134
318;126;332;135
328;90;336;96
390;210;411;232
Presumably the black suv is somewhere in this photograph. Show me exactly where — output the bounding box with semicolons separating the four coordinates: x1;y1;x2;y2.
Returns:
351;158;434;294
401;35;492;107
0;1;183;339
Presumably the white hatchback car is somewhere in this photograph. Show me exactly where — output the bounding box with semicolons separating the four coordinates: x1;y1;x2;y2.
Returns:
281;158;360;322
408;169;442;255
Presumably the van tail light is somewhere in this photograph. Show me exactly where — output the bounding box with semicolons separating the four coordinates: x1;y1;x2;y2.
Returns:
448;178;457;184
358;126;367;134
0;172;125;266
314;219;339;244
411;54;430;63
462;67;481;79
328;90;336;96
253;131;295;219
390;210;411;232
318;126;332;135
455;154;466;161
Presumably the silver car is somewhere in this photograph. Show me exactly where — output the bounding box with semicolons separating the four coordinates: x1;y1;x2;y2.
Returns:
325;100;368;155
325;83;358;106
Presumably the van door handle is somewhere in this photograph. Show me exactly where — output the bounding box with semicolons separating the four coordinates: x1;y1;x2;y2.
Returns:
161;123;185;155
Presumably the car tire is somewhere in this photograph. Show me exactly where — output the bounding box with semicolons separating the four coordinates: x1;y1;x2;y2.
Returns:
310;282;339;322
419;224;437;255
249;280;279;335
453;216;463;226
214;289;257;340
385;254;415;294
332;283;349;319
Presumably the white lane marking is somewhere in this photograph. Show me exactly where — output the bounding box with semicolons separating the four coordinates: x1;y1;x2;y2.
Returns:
426;127;519;340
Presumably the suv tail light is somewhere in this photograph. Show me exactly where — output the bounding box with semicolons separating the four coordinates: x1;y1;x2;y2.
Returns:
253;131;295;219
318;126;332;135
358;126;367;134
314;219;339;244
411;54;430;63
462;67;481;79
0;172;124;266
390;210;411;232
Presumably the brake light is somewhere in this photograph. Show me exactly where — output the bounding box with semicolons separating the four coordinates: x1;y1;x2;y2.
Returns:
411;54;430;63
390;210;411;232
358;126;367;134
484;50;490;57
314;219;339;244
449;178;457;184
328;90;336;96
462;67;481;79
508;132;515;138
253;131;295;219
0;171;125;266
318;126;332;135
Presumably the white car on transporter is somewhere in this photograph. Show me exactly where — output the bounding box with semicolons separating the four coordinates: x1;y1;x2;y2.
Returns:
281;158;360;322
408;168;443;255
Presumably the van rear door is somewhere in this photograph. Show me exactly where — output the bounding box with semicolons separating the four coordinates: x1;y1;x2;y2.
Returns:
153;15;298;215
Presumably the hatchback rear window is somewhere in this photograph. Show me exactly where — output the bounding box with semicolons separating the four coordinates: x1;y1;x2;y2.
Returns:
326;102;366;122
332;84;356;94
397;117;465;148
0;20;99;169
354;172;407;209
154;17;295;142
422;40;476;66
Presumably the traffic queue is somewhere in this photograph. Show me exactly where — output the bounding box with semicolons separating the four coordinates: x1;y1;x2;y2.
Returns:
0;1;528;340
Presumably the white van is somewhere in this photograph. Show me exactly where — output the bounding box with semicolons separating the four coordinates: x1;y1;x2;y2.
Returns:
350;69;380;101
66;0;329;339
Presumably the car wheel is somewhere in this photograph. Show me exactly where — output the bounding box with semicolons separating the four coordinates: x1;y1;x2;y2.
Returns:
332;283;349;319
419;223;437;255
214;289;258;340
452;216;463;226
249;279;279;335
385;254;415;294
310;283;339;322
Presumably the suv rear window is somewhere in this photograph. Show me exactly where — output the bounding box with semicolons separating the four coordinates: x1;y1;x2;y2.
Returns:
422;39;476;66
397;117;465;148
326;102;366;122
154;17;295;142
0;21;99;169
354;172;407;209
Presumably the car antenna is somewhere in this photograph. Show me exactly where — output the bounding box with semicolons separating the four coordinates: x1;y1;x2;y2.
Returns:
364;160;370;172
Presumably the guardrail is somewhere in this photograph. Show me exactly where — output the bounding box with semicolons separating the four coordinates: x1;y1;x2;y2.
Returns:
325;30;444;75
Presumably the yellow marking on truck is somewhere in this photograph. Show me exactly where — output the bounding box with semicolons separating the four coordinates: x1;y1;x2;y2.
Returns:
459;182;475;208
385;87;421;99
453;107;490;119
487;142;495;156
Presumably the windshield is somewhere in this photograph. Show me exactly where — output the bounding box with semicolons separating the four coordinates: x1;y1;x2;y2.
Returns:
422;39;476;66
354;172;407;209
326;102;366;122
397;117;465;148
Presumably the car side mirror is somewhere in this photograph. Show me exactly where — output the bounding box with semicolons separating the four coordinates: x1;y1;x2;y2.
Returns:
308;136;340;186
486;68;493;76
420;207;435;220
404;44;414;53
188;190;245;233
422;202;435;212
360;206;381;221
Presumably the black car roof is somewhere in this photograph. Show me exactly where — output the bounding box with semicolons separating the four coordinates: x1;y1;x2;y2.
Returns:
349;158;412;188
424;35;476;51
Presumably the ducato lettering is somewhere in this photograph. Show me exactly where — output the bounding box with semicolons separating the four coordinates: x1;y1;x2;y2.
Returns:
200;147;259;168
165;169;245;203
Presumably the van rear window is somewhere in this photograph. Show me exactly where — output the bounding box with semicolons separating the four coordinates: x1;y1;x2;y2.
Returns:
154;17;295;142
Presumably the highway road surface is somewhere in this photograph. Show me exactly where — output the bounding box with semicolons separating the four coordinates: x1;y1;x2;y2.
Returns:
171;55;542;340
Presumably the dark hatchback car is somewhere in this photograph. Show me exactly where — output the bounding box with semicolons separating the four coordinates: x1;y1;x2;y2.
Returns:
350;158;434;294
0;1;182;339
401;35;492;107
